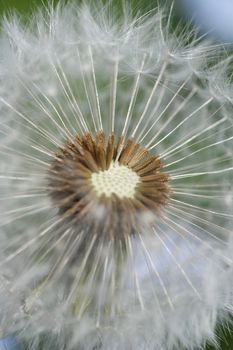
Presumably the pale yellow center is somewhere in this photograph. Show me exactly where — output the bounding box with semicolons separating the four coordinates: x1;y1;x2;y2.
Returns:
91;161;140;199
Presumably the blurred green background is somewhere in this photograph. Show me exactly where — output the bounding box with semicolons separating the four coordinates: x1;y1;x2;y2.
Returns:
0;0;232;349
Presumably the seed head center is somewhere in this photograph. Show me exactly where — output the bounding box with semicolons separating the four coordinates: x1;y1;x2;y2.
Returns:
91;161;140;199
49;132;170;239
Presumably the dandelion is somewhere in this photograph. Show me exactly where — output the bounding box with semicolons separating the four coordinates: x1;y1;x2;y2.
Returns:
0;2;233;349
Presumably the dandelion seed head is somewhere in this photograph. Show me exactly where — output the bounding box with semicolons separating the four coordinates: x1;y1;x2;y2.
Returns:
0;1;233;349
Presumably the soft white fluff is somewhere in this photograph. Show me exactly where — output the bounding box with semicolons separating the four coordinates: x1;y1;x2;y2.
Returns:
0;2;233;349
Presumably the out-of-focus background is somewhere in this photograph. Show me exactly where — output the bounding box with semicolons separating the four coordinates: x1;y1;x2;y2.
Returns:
0;0;232;349
180;0;233;43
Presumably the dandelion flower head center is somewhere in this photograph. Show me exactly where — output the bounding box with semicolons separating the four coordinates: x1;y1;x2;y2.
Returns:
91;161;140;199
48;131;170;238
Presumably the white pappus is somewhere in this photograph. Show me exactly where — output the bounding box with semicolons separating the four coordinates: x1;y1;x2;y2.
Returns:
0;2;233;350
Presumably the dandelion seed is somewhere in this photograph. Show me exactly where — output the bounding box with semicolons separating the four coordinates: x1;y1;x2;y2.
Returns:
0;2;233;350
